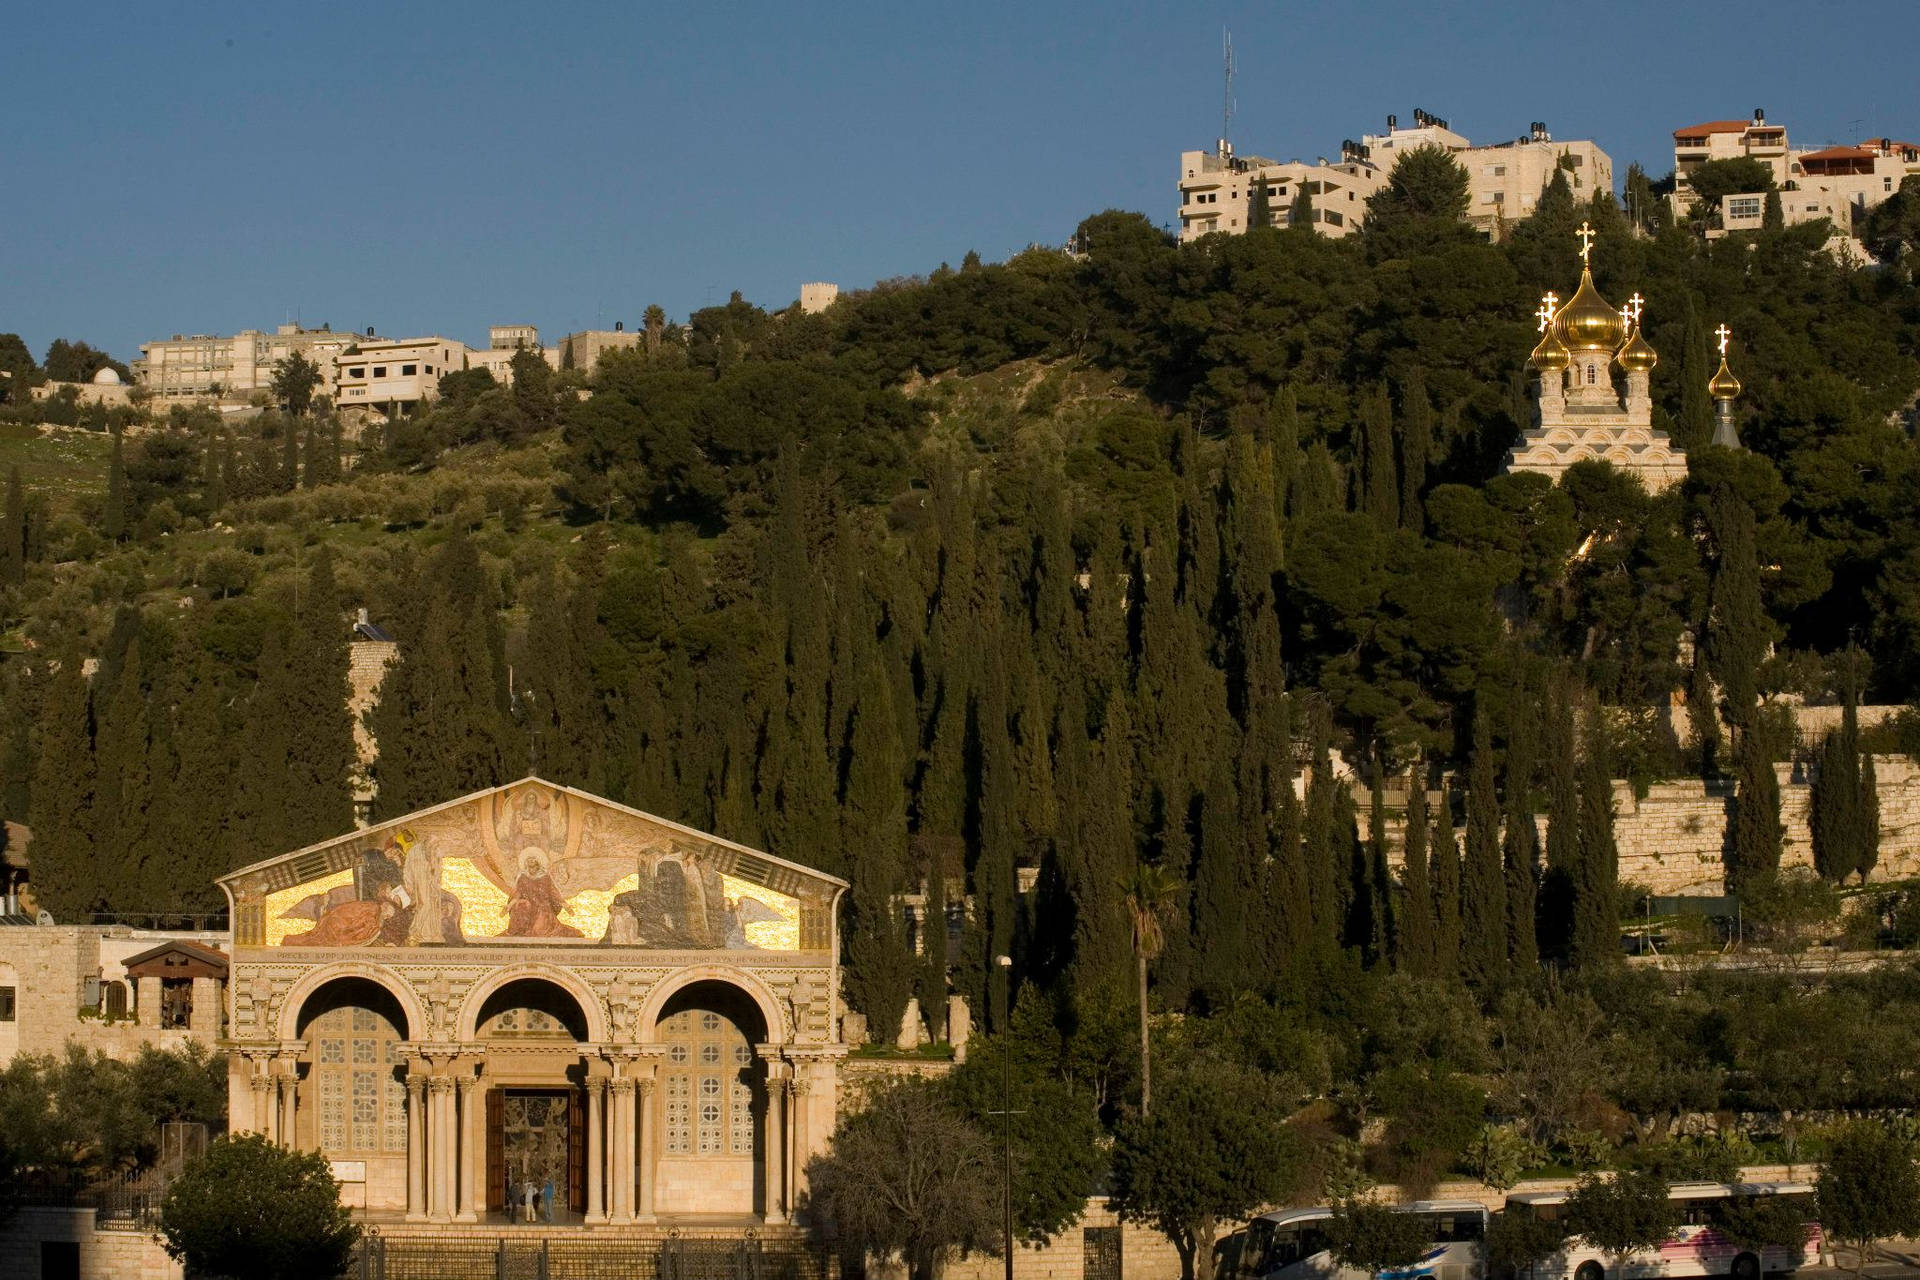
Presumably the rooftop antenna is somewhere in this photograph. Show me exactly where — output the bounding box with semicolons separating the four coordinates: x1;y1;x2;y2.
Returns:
1219;28;1235;159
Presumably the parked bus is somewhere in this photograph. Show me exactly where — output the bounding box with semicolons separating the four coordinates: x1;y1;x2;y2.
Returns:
1228;1199;1490;1280
1502;1180;1823;1280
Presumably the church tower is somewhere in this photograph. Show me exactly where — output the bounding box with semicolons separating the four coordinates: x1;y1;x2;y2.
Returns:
1504;222;1689;490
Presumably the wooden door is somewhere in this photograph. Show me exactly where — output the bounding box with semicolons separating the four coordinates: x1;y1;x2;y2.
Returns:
568;1089;587;1214
484;1087;504;1213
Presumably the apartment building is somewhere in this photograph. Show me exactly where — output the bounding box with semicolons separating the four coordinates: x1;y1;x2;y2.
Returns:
1671;111;1792;215
1675;111;1920;237
1178;110;1612;244
333;336;469;415
134;323;369;405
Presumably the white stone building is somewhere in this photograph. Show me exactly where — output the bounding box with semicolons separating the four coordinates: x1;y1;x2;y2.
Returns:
134;324;369;406
1178;111;1611;243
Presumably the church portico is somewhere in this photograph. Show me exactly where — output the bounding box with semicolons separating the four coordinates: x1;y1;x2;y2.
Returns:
218;779;850;1227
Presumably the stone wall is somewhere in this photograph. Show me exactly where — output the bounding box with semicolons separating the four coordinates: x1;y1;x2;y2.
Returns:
0;927;225;1067
0;1208;182;1280
1363;755;1920;897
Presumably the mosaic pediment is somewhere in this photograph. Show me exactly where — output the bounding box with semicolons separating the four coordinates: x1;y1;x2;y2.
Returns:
225;780;841;952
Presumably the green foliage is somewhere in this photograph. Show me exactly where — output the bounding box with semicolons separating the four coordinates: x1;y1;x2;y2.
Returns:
1326;1199;1431;1274
1711;1192;1809;1261
160;1133;359;1280
1818;1121;1920;1258
1468;1124;1547;1193
1110;1061;1305;1280
947;1039;1107;1244
805;1080;1000;1280
1565;1169;1680;1276
1684;159;1779;216
1486;1209;1569;1280
0;1042;226;1178
270;353;323;417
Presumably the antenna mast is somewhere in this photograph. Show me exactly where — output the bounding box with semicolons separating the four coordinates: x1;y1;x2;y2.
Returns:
1220;28;1235;159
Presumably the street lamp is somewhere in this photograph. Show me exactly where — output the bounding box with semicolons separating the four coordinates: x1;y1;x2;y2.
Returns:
996;954;1014;1280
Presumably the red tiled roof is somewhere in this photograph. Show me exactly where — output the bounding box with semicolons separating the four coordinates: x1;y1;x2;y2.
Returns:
1800;146;1874;161
1674;121;1752;138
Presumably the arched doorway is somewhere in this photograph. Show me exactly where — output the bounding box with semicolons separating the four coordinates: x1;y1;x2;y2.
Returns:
474;978;592;1220
294;978;410;1164
652;980;767;1217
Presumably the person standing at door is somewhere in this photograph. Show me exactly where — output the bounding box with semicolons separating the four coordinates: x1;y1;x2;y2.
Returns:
523;1179;539;1223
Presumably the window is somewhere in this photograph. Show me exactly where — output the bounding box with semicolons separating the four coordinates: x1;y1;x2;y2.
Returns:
1728;196;1763;220
660;1005;753;1160
401;364;417;376
308;1004;405;1155
1323;210;1343;227
348;367;365;378
1586;365;1597;385
425;365;433;375
1491;191;1506;204
1887;177;1895;191
1492;165;1506;177
371;367;387;377
0;986;13;1021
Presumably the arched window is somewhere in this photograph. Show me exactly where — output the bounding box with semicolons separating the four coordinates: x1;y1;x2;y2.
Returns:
1587;364;1597;385
103;980;128;1019
310;1004;407;1154
660;1008;753;1156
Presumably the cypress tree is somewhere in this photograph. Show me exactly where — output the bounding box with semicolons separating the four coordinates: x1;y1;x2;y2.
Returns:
917;836;954;1042
1301;698;1342;949
230;629;294;863
1289;183;1314;228
1193;755;1251;999
1;465;23;586
1729;721;1782;896
29;649;96;921
1247;176;1272;231
169;641;233;901
1397;765;1434;976
203;433;227;513
1706;493;1765;735
93;636;156;910
973;642;1021;1033
1763;188;1785;231
1687;635;1721;776
1502;698;1542;973
1430;787;1462;978
1812;653;1875;883
1398;371;1433;532
1069;687;1136;994
280;418;299;491
1679;301;1715;450
842;657;914;1044
0;666;33;823
103;431;127;542
1572;702;1619;968
1359;385;1399;530
1860;752;1880;882
280;549;356;847
1461;712;1508;987
1539;671;1580;959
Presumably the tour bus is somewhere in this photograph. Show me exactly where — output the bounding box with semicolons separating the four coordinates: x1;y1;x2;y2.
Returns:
1503;1180;1824;1280
1229;1199;1490;1280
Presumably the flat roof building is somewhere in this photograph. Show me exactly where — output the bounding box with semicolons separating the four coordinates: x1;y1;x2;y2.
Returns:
135;324;370;406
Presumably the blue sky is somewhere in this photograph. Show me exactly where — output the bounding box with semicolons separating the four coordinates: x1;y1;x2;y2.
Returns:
6;1;1915;364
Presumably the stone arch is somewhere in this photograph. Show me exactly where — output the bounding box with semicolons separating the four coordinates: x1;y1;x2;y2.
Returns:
277;962;427;1041
638;965;788;1046
456;962;608;1043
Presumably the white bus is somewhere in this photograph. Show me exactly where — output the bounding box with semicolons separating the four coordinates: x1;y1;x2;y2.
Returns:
1503;1180;1824;1280
1230;1199;1490;1280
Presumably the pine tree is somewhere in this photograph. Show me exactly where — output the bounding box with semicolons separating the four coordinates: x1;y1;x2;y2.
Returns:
1;465;23;586
1430;787;1462;978
103;431;127;543
29;649;96;921
1396;764;1434;976
1572;703;1619;968
1461;712;1508;987
1398;371;1433;532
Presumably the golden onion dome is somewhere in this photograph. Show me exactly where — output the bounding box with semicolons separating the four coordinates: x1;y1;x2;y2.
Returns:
1616;324;1658;374
1529;327;1571;372
1708;357;1742;401
1552;269;1628;352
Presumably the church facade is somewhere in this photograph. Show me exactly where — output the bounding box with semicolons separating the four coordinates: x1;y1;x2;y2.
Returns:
216;778;849;1224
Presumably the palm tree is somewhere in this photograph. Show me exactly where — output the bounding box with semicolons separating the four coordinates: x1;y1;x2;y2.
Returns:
1120;862;1179;1117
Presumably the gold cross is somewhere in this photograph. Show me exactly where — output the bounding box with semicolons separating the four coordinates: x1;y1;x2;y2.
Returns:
1536;293;1559;332
1628;292;1646;324
1715;324;1732;355
1620;306;1633;329
1576;221;1596;264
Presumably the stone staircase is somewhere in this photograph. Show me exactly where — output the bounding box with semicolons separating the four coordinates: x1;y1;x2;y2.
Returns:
354;1220;834;1280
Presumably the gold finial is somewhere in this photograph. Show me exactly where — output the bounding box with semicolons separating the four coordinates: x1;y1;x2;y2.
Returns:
1627;292;1646;325
1715;324;1732;356
1576;221;1596;264
1620;306;1633;330
1536;293;1559;332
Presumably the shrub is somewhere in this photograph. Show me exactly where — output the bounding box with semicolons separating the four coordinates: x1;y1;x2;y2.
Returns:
160;1133;359;1280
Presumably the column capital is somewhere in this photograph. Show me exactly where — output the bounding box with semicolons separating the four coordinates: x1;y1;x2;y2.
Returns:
635;1076;656;1099
428;1075;455;1097
611;1077;636;1098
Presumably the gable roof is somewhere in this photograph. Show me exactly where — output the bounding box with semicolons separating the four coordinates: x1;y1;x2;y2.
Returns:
122;938;229;975
220;776;849;893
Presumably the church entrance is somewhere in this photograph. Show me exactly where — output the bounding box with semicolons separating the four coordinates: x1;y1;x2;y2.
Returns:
486;1088;585;1219
651;981;766;1217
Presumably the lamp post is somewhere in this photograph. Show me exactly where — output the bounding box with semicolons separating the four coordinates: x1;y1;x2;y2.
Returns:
996;953;1014;1280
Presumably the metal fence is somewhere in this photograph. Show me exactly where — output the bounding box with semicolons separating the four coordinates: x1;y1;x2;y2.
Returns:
352;1232;832;1280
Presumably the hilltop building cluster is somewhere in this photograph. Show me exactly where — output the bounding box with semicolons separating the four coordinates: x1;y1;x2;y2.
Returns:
1182;105;1917;247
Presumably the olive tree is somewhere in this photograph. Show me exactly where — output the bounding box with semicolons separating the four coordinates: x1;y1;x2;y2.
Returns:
1818;1121;1920;1274
1326;1199;1430;1275
1564;1170;1678;1280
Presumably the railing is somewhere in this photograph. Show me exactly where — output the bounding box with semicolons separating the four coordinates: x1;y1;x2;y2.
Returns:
352;1231;833;1280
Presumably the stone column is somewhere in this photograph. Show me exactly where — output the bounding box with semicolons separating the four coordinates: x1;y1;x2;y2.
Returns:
780;1077;798;1222
455;1073;479;1222
790;1074;815;1206
250;1071;271;1138
762;1069;787;1224
585;1078;606;1225
189;976;223;1037
405;1075;427;1222
430;1076;456;1222
608;1079;635;1223
276;1071;297;1147
635;1077;656;1223
136;976;161;1030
